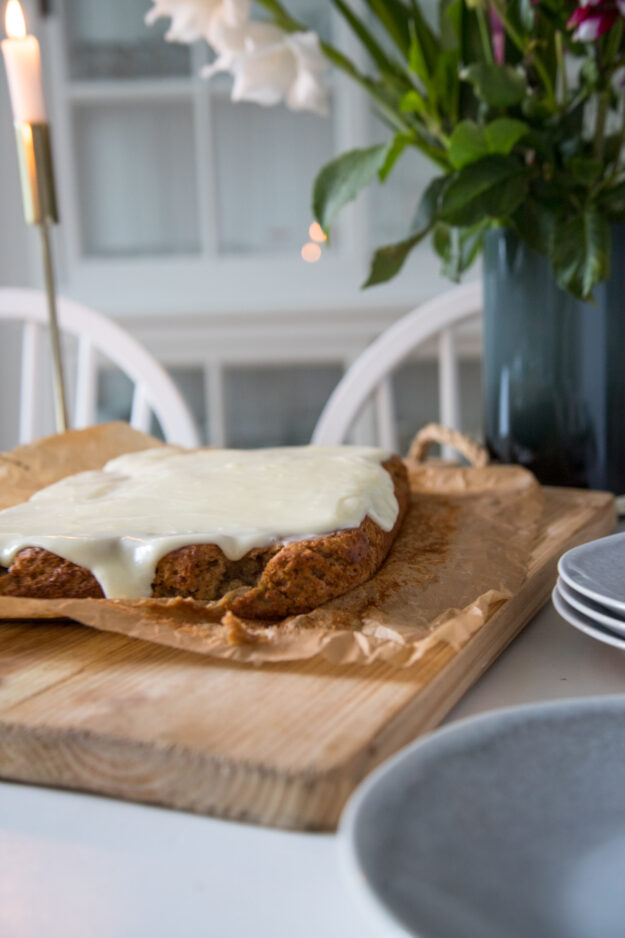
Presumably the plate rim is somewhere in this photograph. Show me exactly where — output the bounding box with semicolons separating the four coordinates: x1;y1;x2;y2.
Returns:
558;532;625;614
552;584;625;650
556;577;625;635
339;694;625;938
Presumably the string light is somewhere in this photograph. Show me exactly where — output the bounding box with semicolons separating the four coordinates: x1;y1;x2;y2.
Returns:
301;242;322;263
308;221;327;243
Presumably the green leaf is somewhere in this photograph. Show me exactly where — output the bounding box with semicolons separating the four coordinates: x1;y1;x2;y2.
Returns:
598;180;625;217
442;0;465;49
364;176;448;287
434;222;486;280
433;223;452;263
313;143;392;231
459;223;486;271
449;119;528;172
329;0;401;77
378;134;408;182
449;121;488;169
512;198;560;256
433;49;460;117
361;0;411;54
439;155;529;227
484;118;529;154
363;234;427;287
407;3;440;73
566;157;603;186
408;23;430;86
411;175;449;232
552;212;610;299
461;63;527;107
521;98;553;122
400;89;429;115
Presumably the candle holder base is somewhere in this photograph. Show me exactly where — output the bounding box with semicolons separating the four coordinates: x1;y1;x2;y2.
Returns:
14;120;58;226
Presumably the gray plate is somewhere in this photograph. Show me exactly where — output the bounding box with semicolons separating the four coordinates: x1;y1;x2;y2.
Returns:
552;584;625;650
557;577;625;636
340;696;625;938
558;532;625;614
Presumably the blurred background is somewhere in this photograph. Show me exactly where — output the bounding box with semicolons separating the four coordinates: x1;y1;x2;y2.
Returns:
0;0;481;452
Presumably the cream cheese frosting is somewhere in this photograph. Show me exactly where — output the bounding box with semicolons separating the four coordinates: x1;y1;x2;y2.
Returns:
0;445;398;599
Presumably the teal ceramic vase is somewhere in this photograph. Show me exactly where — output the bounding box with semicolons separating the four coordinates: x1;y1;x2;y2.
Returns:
483;226;625;493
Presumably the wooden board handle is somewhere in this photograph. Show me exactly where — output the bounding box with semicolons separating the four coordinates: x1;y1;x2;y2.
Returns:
408;424;489;467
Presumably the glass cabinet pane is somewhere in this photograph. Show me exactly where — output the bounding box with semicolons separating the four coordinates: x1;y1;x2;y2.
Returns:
64;0;191;81
212;99;334;255
256;0;333;42
74;101;200;257
293;0;333;41
225;365;343;446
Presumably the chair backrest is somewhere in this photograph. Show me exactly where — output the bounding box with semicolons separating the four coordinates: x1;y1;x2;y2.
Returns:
312;281;483;451
0;288;200;447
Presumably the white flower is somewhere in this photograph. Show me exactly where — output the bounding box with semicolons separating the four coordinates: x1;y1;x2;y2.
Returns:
145;0;250;44
203;23;329;115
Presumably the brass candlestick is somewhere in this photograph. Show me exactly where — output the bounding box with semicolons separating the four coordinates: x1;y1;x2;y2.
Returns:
14;119;68;433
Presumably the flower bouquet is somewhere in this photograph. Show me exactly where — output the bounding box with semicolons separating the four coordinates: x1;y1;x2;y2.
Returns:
148;0;625;301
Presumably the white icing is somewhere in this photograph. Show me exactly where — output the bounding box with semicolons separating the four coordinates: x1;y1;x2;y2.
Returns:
0;445;398;599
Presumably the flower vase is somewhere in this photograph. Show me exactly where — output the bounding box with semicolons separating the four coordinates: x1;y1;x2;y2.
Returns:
483;226;625;493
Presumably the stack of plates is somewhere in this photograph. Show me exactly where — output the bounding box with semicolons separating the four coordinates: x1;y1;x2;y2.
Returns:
554;532;625;649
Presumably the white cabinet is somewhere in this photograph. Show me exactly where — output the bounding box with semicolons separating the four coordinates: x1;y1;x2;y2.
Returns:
45;0;446;304
28;0;479;450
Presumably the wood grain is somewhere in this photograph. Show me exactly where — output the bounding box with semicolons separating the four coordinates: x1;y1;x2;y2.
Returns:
0;488;615;830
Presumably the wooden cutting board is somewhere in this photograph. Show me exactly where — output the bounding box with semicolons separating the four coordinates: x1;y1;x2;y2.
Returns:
0;487;615;831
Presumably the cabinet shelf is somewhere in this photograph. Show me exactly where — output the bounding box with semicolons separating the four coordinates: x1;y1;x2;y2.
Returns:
67;78;195;103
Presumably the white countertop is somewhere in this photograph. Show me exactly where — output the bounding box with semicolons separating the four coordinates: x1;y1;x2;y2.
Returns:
2;596;625;938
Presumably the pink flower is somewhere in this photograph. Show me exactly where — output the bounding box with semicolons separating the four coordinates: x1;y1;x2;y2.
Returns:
567;0;620;40
490;8;505;64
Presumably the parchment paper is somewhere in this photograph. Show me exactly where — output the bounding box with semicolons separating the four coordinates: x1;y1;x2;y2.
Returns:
0;423;544;667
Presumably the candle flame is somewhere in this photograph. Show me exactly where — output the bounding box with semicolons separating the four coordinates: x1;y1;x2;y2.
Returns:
5;0;26;40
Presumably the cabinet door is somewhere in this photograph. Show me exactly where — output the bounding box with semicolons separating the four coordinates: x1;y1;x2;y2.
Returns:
53;0;339;267
75;100;200;257
212;98;334;256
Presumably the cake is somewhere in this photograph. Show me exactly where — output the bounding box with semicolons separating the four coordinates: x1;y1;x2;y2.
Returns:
0;445;409;619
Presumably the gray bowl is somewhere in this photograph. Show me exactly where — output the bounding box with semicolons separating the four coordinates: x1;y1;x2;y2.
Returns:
340;696;625;938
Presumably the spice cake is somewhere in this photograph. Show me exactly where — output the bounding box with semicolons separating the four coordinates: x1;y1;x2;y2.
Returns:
0;445;409;619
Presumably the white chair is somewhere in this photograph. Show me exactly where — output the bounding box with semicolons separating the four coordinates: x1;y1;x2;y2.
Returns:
312;281;483;452
0;288;200;447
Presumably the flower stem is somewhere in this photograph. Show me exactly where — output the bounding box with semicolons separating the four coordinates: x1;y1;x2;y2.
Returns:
490;0;557;108
476;8;494;65
593;21;623;161
612;98;625;173
604;19;623;66
555;31;567;105
594;91;609;161
255;0;445;146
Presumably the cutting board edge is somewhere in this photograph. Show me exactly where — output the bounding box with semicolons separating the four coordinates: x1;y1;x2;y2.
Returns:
0;718;355;831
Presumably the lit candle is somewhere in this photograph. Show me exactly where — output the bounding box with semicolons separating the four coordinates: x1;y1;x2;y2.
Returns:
1;0;47;123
